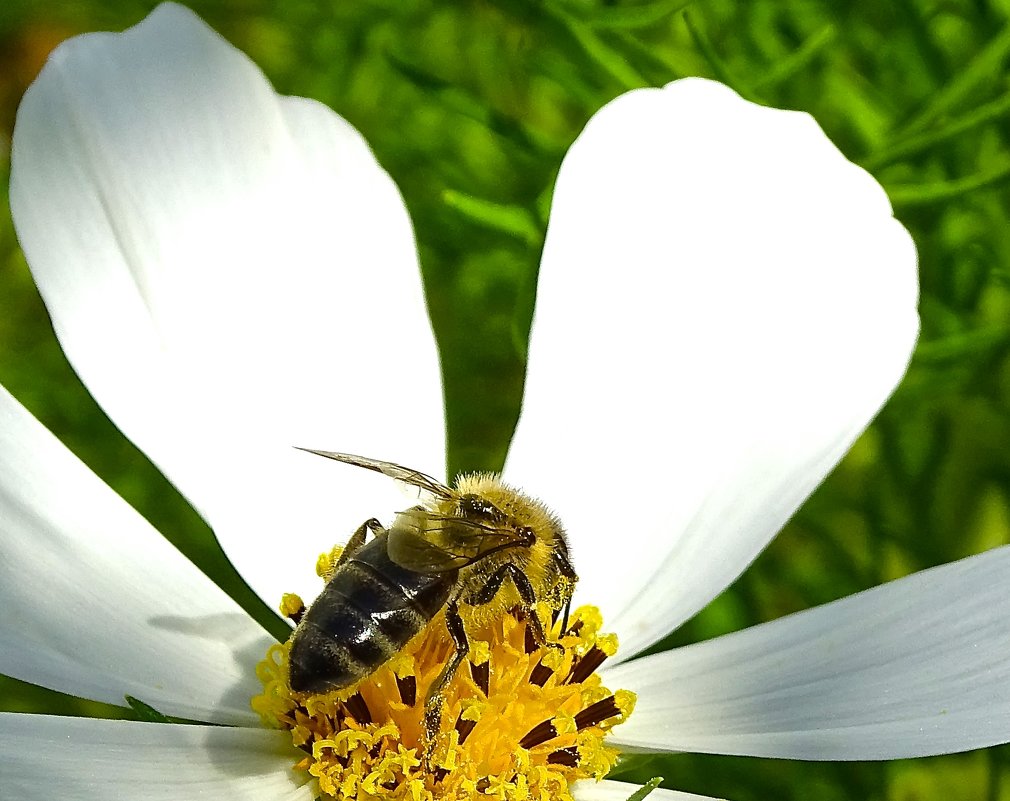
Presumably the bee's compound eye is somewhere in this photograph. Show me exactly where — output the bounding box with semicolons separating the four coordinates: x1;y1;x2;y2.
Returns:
460;494;504;521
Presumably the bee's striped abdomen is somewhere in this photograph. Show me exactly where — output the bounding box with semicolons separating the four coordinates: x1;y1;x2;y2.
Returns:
288;532;455;694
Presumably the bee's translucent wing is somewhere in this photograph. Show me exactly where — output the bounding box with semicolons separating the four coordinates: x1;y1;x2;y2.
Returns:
387;509;521;573
295;448;454;500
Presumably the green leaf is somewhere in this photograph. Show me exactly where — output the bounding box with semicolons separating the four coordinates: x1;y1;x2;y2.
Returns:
886;159;1010;207
753;24;836;91
125;695;172;723
864;89;1010;169
898;21;1010;134
543;5;650;89
625;776;664;801
913;327;1010;366
683;12;762;104
562;0;697;31
442;190;543;246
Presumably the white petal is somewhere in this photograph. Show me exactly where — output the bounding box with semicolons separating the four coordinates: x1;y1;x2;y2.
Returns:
573;779;725;801
505;78;918;659
0;714;313;800
0;384;272;725
601;546;1010;760
9;2;445;609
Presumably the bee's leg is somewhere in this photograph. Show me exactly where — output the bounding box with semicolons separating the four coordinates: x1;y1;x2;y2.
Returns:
422;599;468;765
552;549;578;584
466;564;560;652
551;550;578;634
333;518;385;568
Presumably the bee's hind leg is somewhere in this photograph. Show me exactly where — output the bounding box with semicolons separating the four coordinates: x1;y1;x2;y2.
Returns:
466;564;561;652
333;518;386;568
422;599;468;767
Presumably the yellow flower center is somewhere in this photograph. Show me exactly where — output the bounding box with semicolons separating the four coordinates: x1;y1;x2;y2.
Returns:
252;557;635;801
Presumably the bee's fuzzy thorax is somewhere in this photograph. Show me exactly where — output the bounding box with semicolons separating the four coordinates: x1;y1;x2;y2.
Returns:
446;473;572;627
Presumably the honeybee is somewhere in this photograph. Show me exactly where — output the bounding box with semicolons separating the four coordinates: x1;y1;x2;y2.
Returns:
288;450;578;737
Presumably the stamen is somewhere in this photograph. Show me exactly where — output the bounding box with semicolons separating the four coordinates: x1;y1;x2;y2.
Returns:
566;645;608;685
455;710;477;745
395;674;416;707
343;691;372;724
279;593;305;624
524;624;538;654
520;718;559;749
574;695;620;730
469;660;489;696
548;747;580;767
529;658;553;687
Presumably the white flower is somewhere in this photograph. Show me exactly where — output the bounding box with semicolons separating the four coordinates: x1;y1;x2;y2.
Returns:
2;4;1008;801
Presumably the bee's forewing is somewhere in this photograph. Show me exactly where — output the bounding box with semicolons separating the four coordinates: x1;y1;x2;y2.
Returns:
295;448;454;499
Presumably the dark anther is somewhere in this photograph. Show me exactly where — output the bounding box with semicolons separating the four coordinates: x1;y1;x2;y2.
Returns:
510;606;526;622
529;658;553;687
470;660;490;697
564;619;584;636
560;599;571;635
476;778;491;793
433;768;449;784
313;747;347;768
574;695;620;730
519;718;559;749
547;747;580;767
566;646;609;685
343;691;372;725
396;674;417;707
455;711;477;745
524;624;538;654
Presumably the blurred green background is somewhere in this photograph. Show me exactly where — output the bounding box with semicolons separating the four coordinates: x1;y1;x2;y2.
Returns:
2;1;1010;799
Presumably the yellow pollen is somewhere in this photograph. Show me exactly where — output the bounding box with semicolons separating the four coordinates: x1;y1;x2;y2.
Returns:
316;546;345;579
252;564;635;801
279;593;305;620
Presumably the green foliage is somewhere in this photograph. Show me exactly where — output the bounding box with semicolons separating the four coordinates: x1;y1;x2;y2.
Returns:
1;1;1010;800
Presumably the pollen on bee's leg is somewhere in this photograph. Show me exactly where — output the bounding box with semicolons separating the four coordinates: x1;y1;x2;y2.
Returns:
252;600;635;801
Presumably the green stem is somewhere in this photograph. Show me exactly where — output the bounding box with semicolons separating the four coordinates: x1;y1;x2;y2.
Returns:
886;159;1010;206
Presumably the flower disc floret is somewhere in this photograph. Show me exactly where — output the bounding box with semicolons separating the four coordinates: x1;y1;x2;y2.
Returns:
254;572;634;801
